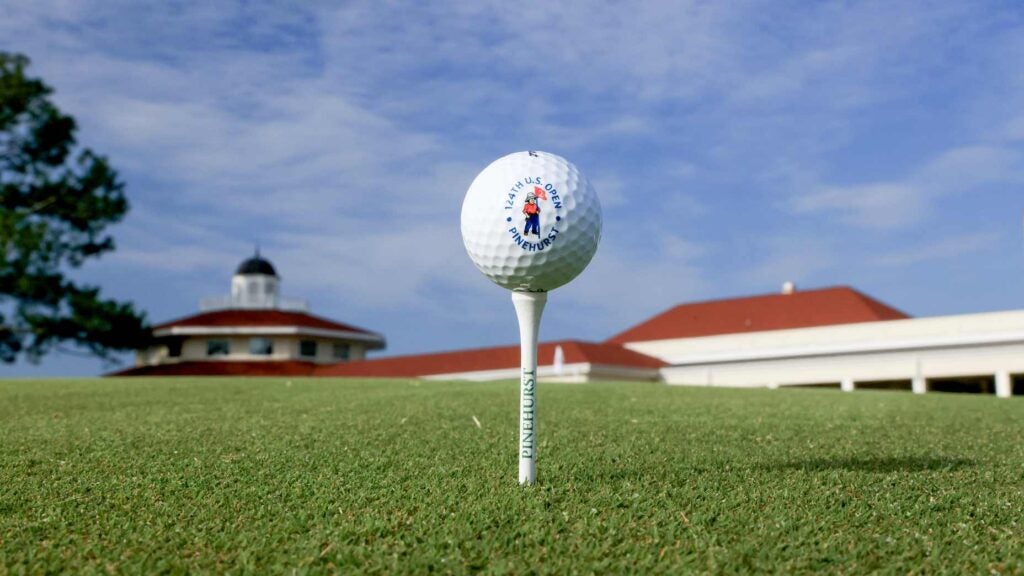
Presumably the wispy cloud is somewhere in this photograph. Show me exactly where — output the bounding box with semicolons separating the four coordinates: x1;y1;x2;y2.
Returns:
874;232;1000;267
742;235;835;288
793;145;1024;229
793;183;927;229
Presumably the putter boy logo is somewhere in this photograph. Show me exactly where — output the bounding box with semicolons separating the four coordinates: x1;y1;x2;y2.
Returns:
503;172;564;252
522;188;543;236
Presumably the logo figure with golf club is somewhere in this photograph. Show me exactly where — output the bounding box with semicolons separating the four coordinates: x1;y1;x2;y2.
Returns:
522;187;547;237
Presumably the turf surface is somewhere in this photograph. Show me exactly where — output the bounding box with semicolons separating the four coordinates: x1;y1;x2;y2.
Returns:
1;378;1023;574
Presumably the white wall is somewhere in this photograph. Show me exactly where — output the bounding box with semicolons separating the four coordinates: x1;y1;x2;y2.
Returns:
660;342;1024;388
634;309;1024;391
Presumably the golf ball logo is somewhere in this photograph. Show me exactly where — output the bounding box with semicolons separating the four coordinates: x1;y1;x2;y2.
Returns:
504;176;563;252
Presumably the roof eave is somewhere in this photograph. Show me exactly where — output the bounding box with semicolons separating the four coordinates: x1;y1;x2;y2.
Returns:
152;325;386;345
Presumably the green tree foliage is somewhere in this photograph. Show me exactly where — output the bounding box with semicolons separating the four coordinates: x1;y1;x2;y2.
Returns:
0;52;148;363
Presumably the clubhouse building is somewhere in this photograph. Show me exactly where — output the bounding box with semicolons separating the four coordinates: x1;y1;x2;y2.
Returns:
118;257;1024;397
118;253;385;376
321;284;1023;397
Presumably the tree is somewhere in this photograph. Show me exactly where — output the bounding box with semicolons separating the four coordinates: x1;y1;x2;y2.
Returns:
1;52;148;364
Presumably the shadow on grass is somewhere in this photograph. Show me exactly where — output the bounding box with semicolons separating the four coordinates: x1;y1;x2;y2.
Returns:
768;455;975;473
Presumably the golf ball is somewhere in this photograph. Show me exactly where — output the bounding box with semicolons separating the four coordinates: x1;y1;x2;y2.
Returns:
461;151;602;292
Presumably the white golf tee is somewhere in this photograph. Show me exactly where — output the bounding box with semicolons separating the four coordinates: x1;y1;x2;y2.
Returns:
512;290;547;485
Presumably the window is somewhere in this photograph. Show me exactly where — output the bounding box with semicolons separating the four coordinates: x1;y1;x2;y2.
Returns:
167;340;183;358
249;337;274;356
332;343;350;360
299;340;317;358
265;283;275;295
207;340;229;357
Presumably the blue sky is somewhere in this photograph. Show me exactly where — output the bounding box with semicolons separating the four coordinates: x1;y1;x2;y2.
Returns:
4;1;1024;376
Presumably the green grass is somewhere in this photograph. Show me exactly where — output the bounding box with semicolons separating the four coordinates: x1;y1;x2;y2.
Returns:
1;378;1023;574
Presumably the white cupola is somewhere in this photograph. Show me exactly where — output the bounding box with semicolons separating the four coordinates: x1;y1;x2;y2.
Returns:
231;250;280;309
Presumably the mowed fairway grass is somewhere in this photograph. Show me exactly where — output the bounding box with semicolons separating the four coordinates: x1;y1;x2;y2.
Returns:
2;378;1023;574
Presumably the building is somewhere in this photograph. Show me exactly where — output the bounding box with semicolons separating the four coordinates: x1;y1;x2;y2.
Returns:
120;252;385;376
318;285;1023;397
116;263;1024;397
623;286;1024;397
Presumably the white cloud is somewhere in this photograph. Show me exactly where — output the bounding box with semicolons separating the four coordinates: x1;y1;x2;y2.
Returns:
743;235;834;288
915;145;1023;190
793;145;1024;230
102;206;250;274
874;232;1000;267
794;183;928;229
1006;116;1024;142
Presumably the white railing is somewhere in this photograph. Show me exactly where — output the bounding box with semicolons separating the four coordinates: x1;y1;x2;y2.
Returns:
199;296;309;312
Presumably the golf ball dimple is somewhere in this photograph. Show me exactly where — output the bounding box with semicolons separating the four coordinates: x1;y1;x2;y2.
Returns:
461;151;603;292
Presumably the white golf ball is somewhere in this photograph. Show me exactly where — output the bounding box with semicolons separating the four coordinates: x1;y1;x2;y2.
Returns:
461;151;602;292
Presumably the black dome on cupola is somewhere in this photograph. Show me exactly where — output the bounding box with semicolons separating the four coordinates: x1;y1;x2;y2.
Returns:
236;250;278;277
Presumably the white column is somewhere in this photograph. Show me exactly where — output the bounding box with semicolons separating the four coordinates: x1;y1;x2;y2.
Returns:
995;371;1013;399
840;377;855;392
912;359;927;394
552;345;565;376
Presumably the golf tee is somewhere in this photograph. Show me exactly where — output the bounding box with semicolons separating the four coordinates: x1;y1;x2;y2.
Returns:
512;290;547;485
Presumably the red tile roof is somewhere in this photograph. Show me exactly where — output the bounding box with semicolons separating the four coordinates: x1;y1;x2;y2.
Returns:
314;340;666;378
110;360;317;377
154;309;380;338
606;286;909;344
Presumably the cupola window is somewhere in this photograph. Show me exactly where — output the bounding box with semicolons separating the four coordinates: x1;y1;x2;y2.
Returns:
332;343;350;360
249;337;274;356
300;340;317;358
207;340;229;356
